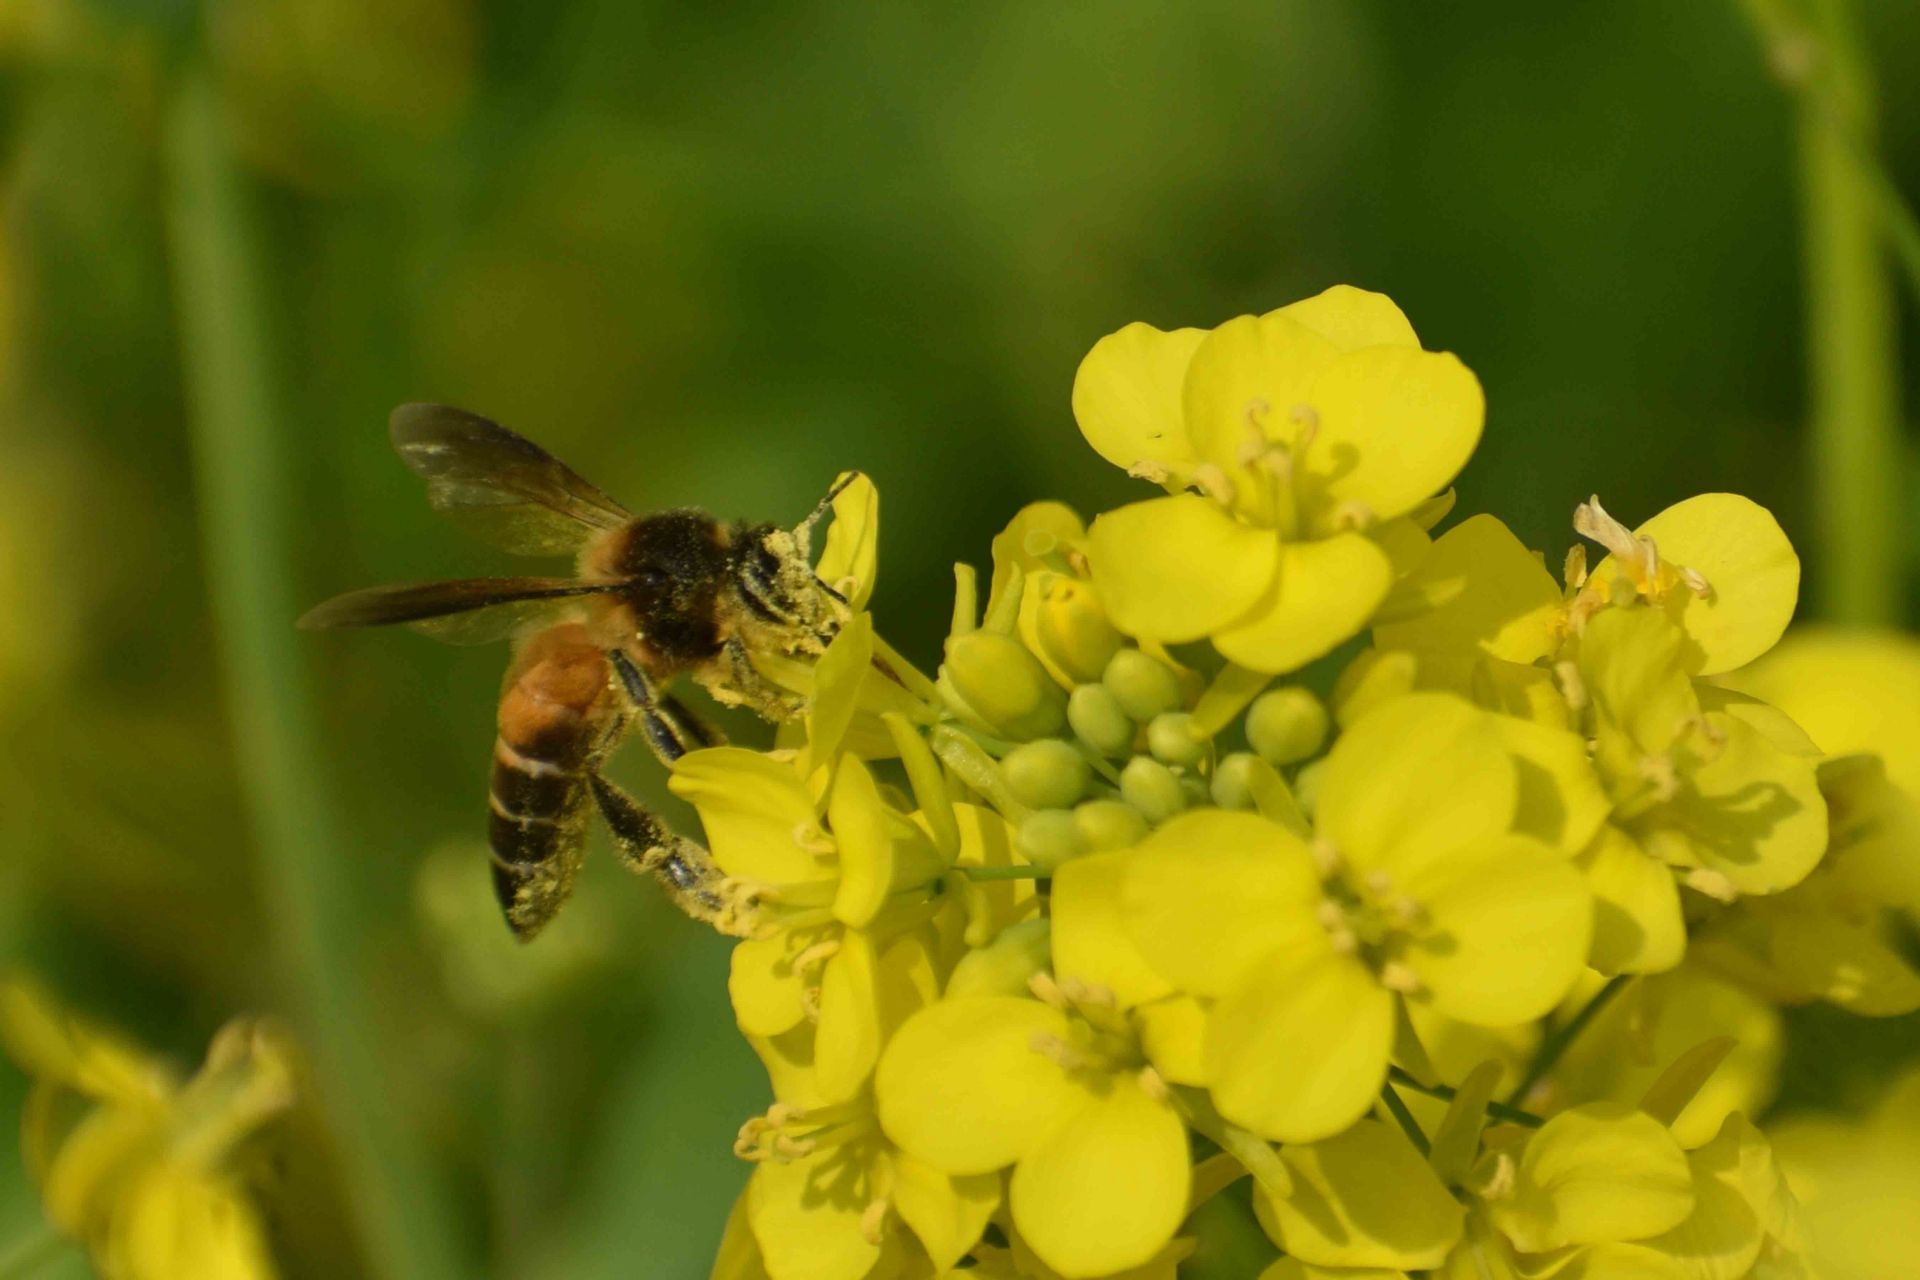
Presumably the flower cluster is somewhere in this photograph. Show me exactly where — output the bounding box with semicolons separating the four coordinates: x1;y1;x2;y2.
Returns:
696;287;1916;1279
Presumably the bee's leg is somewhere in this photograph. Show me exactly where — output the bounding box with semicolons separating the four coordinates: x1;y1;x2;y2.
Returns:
607;649;724;762
586;772;735;932
720;635;806;722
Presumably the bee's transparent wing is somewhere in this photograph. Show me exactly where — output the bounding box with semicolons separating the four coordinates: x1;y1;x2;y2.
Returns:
298;578;612;645
389;404;633;556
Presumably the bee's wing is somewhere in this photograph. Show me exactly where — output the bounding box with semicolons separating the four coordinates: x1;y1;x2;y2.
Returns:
389;404;633;556
298;578;614;645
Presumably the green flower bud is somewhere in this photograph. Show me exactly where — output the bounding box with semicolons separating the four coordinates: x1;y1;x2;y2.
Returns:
1072;799;1149;852
1293;758;1326;817
1016;808;1083;871
1245;686;1329;765
1211;752;1264;810
1001;739;1092;810
1032;574;1123;683
1068;683;1136;757
942;630;1067;741
1147;711;1208;765
1103;649;1183;722
1120;757;1187;824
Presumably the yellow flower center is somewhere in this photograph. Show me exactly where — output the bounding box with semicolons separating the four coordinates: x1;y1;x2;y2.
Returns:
1024;972;1160;1085
1311;840;1427;993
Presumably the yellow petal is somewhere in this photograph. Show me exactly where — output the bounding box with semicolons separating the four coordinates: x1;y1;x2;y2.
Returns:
1213;533;1395;674
748;1138;885;1280
1719;626;1920;795
1181;312;1342;478
108;1167;279;1280
830;756;897;928
1272;285;1421;352
1577;607;1700;755
0;977;165;1107
875;997;1082;1175
1009;1074;1190;1278
1134;994;1210;1086
1087;496;1279;643
1576;827;1685;976
805;613;874;775
1373;514;1562;664
1254;1119;1463;1269
1315;693;1516;873
729;936;809;1038
990;501;1089;622
1208;951;1393;1143
1120;810;1321;998
1628;494;1799;675
1050;852;1174;1008
1257;1261;1405;1280
815;471;879;611
1073;324;1207;478
814;931;883;1101
669;749;820;884
1302;346;1484;528
1402;836;1592;1026
891;1150;1000;1274
1488;1103;1694;1253
711;1192;771;1280
1495;716;1611;855
1637;713;1827;896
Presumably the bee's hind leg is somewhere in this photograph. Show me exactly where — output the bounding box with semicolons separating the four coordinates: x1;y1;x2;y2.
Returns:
586;771;736;933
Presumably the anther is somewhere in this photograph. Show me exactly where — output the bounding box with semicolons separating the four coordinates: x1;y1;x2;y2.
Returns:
1128;459;1172;485
791;938;841;976
1681;566;1715;600
1311;837;1343;877
1684;868;1739;903
1029;1032;1095;1072
1057;977;1118;1009
1330;500;1374;531
1554;660;1588;713
1137;1066;1171;1103
1363;869;1395;897
1316;899;1348;932
1389;895;1426;927
1573;496;1643;570
1474;1151;1517;1201
1244;397;1272;433
859;1198;890;1246
1379;961;1424;994
1562;544;1589;591
1027;971;1071;1011
792;823;836;857
1190;463;1238;506
1638;753;1679;801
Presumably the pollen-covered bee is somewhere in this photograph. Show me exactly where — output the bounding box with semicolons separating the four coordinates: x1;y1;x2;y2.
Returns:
300;404;854;939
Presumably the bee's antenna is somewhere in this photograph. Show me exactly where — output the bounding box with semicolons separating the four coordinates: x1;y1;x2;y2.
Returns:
799;470;862;533
793;470;863;561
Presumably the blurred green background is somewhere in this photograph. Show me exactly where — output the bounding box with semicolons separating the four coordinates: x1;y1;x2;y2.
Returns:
0;1;1915;1277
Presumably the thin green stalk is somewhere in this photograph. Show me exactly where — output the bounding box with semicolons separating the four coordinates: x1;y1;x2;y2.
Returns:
1506;975;1631;1106
1387;1067;1544;1129
956;864;1052;883
1377;1084;1430;1156
1740;0;1906;624
163;71;466;1280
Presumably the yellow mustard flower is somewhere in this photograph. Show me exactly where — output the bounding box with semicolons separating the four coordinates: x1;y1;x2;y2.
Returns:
874;881;1194;1280
1770;1066;1920;1280
727;1025;999;1280
1118;693;1592;1142
1074;286;1484;673
0;976;292;1280
1720;625;1920;795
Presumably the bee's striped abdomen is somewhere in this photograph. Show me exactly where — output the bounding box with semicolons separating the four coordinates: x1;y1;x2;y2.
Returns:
489;625;615;939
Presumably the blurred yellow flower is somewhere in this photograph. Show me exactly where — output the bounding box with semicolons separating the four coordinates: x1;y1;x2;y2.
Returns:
1771;1067;1920;1280
0;976;292;1280
1076;287;1483;672
1722;626;1920;795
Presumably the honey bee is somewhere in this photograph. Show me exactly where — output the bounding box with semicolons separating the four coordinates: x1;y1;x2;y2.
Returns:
300;404;853;939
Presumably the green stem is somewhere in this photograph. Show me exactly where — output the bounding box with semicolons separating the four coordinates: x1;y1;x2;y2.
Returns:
956;864;1052;882
163;72;467;1280
1387;1067;1545;1129
1377;1084;1430;1156
1740;0;1906;624
0;1224;68;1280
1506;976;1631;1106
